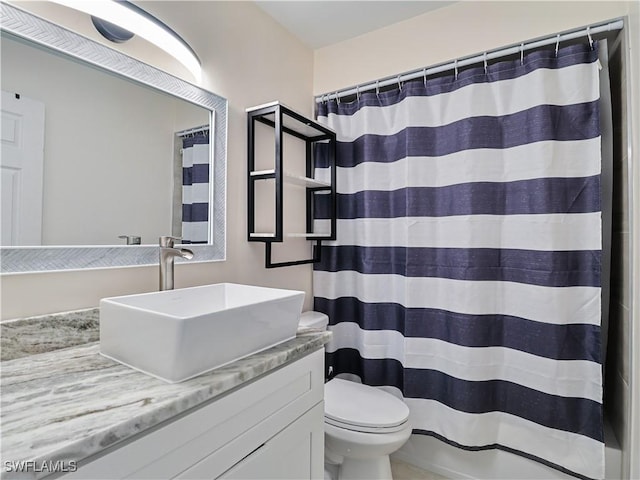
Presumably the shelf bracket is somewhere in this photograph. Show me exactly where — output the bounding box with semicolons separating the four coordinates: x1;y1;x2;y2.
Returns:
264;241;321;269
247;101;336;268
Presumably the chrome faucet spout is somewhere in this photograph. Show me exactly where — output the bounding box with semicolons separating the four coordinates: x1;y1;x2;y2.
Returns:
159;236;194;291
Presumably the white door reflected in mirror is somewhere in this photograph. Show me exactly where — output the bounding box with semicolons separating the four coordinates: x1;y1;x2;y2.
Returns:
1;90;45;246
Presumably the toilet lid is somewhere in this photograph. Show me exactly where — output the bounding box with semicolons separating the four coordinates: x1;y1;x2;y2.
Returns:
324;378;410;431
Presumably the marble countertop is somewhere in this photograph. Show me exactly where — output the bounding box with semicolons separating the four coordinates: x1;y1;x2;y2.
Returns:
1;329;331;479
1;308;100;361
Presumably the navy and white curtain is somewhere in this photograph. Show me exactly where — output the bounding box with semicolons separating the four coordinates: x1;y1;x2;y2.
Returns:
182;131;210;244
314;43;606;479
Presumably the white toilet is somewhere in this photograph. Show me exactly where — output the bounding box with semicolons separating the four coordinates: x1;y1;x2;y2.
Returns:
299;312;413;480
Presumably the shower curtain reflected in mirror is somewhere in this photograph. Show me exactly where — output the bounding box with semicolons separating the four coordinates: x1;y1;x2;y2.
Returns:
181;130;210;244
314;42;610;480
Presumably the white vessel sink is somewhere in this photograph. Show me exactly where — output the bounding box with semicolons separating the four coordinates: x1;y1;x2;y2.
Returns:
99;283;305;383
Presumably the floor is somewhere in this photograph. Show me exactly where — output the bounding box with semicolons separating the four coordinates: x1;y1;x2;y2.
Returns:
390;459;450;480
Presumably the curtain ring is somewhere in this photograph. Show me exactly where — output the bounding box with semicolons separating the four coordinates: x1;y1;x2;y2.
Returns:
335;92;340;105
483;52;488;75
376;80;380;100
356;85;360;102
587;26;594;50
520;43;525;65
397;75;402;91
555;34;560;57
423;68;427;87
454;59;458;80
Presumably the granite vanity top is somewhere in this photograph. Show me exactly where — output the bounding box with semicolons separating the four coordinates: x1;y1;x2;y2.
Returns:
1;308;99;361
0;311;331;479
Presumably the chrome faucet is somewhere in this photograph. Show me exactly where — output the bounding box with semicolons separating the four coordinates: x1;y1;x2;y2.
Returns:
119;235;141;245
159;236;194;291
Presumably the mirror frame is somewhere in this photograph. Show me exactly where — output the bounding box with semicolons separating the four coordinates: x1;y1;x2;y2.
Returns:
0;3;227;274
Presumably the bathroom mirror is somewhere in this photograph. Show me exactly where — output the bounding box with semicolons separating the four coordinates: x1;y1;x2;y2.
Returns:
0;3;227;273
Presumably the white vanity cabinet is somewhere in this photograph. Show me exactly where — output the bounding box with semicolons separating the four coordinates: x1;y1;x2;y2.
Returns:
59;349;325;480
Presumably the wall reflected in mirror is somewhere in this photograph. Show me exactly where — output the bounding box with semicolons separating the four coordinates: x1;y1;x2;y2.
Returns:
1;35;210;247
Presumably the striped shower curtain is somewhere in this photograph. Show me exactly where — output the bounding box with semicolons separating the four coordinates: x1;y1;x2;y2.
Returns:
182;131;210;244
314;43;604;480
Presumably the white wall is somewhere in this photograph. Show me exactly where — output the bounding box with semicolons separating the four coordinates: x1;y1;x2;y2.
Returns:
314;1;633;95
0;1;316;319
314;2;638;479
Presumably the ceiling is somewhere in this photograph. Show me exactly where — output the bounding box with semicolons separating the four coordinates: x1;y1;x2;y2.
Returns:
254;1;455;49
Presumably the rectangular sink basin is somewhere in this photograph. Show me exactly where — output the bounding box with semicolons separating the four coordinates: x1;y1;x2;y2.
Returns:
99;283;305;383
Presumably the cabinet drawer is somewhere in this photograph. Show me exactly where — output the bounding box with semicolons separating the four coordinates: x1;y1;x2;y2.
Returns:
61;349;324;479
181;402;324;479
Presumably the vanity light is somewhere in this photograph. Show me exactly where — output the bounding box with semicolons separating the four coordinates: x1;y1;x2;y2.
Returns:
49;0;202;81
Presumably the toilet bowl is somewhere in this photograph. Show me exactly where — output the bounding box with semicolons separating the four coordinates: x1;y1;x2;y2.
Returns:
324;378;412;479
299;312;413;480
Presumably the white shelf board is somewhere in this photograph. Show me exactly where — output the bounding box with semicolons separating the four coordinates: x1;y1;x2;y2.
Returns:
284;172;331;188
251;233;329;238
249;170;331;189
250;169;276;177
249;233;277;238
286;233;331;238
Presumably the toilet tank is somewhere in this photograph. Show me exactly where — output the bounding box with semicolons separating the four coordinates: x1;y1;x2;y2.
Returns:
298;311;329;330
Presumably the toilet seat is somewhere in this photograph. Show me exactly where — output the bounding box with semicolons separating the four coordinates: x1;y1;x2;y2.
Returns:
324;378;410;434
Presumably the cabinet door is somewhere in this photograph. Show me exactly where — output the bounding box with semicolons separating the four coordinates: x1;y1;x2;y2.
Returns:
57;350;324;480
177;403;324;480
221;403;324;480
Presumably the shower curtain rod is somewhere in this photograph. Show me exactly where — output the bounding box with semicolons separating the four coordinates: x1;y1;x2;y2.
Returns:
176;124;209;137
315;19;624;103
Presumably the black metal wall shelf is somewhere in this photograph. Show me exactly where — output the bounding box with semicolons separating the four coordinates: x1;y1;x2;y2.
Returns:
247;101;336;268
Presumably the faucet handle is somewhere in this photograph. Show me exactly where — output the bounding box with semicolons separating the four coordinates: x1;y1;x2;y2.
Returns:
159;236;182;248
119;235;141;245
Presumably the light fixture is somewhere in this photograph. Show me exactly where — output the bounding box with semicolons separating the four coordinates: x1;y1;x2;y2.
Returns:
91;16;135;44
50;0;202;81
